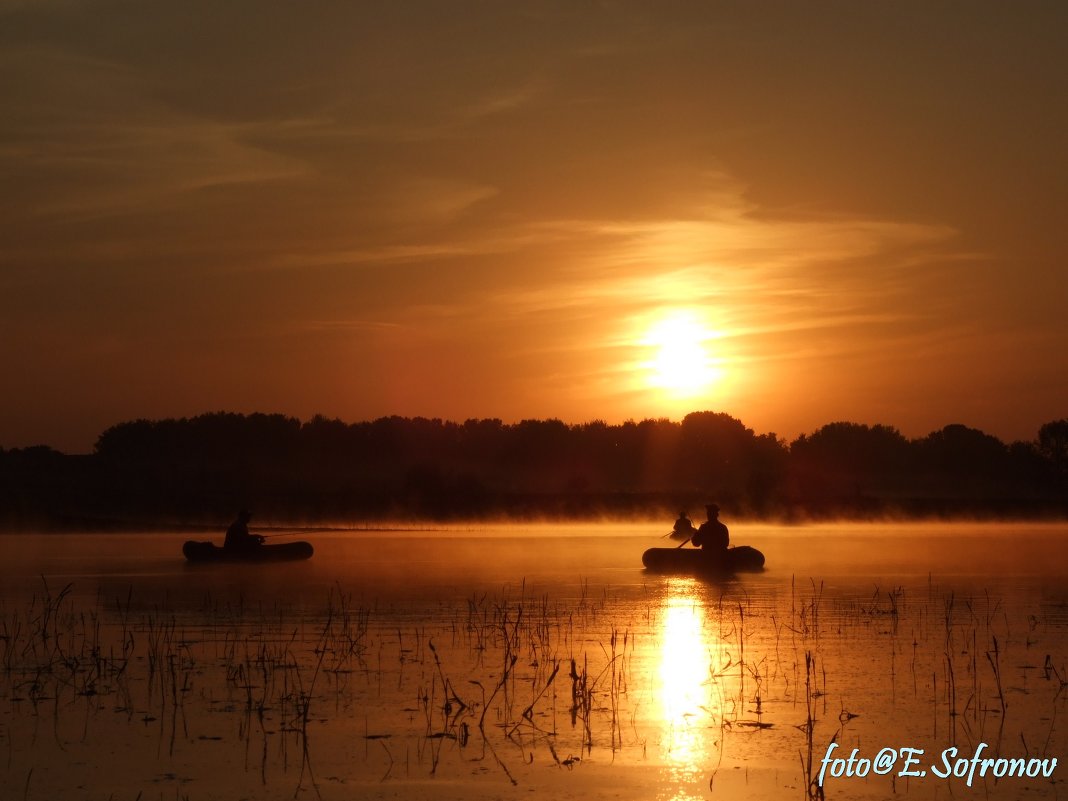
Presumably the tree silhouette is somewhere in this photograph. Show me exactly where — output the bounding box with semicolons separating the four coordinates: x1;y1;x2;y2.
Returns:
2;410;1066;526
1039;419;1068;473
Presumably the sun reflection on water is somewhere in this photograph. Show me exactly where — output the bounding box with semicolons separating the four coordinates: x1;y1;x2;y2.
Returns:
656;580;721;799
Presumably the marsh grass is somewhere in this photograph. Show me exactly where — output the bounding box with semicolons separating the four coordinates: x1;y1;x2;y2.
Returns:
0;571;1066;800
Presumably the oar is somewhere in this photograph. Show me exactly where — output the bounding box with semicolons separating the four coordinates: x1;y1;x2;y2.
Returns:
676;536;693;548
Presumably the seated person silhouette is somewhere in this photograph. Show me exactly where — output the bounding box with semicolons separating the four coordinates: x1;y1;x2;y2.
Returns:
691;503;729;552
223;509;265;551
672;511;695;536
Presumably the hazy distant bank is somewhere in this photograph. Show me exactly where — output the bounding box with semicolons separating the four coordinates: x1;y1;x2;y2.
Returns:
2;411;1066;530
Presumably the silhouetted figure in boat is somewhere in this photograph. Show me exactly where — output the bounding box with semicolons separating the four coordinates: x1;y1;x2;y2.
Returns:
691;503;729;552
672;510;695;537
224;509;264;551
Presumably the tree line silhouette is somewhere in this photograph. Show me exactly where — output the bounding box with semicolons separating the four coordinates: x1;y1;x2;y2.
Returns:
2;411;1067;528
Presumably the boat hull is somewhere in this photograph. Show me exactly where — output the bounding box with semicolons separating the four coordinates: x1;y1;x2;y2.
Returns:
182;540;314;563
642;545;765;574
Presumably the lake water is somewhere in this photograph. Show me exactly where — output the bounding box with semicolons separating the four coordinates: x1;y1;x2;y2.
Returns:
0;522;1065;800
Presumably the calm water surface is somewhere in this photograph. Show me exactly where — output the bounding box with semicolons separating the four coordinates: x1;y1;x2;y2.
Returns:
1;522;1065;800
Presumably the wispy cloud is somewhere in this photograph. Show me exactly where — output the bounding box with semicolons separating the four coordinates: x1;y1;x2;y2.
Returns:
2;45;310;221
479;207;959;327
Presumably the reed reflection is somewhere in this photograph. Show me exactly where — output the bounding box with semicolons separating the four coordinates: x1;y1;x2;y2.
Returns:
656;579;722;797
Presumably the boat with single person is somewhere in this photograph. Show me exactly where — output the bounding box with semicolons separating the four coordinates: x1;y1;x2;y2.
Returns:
642;544;765;574
182;540;314;562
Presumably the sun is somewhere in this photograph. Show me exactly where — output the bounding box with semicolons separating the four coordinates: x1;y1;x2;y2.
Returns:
642;311;723;397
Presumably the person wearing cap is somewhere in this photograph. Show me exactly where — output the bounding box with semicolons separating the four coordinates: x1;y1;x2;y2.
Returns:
691;503;729;551
223;509;265;551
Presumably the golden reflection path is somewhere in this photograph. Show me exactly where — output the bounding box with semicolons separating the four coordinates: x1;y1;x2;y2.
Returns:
655;579;723;801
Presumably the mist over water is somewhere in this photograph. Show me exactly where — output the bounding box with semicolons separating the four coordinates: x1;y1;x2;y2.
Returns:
1;522;1065;800
4;522;1064;602
4;521;1063;598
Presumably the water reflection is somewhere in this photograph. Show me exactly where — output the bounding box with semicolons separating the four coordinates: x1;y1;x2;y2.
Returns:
656;579;720;799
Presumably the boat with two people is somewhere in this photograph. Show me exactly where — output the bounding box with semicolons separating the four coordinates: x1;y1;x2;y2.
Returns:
645;503;765;574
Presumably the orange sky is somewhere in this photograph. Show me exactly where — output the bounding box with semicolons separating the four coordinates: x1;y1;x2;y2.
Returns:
2;3;1066;452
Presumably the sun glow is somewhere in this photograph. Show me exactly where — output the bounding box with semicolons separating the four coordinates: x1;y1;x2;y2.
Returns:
641;310;723;397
